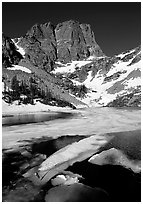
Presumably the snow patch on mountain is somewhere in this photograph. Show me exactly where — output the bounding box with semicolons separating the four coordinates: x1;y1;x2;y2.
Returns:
122;77;141;89
117;47;140;58
7;65;31;73
12;38;25;56
86;55;105;60
53;60;92;74
53;46;141;107
81;58;141;106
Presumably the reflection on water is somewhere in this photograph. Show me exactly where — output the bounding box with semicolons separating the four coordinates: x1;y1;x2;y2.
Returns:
2;112;74;126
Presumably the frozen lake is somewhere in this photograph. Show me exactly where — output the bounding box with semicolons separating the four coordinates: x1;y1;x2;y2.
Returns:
2;107;141;150
2;107;141;202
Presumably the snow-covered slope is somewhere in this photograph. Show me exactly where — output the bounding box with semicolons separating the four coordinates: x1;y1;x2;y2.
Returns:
53;46;141;107
12;38;25;57
53;60;93;74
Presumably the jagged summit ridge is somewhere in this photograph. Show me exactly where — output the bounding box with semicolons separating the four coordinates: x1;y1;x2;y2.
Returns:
55;20;104;63
4;20;104;71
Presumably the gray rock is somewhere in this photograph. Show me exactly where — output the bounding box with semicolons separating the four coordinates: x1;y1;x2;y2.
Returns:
18;22;57;72
89;147;141;173
55;20;105;63
45;183;109;202
2;33;23;67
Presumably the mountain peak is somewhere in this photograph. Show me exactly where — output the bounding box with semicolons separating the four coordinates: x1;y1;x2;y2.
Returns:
55;20;105;62
3;20;105;71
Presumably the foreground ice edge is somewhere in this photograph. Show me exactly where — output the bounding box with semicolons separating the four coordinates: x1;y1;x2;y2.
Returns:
39;134;108;172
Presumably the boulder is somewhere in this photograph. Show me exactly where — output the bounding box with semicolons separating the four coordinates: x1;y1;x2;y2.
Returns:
51;172;82;186
89;147;141;173
45;183;109;202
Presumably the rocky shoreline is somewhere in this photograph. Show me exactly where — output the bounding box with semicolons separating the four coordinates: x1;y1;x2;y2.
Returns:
2;130;141;202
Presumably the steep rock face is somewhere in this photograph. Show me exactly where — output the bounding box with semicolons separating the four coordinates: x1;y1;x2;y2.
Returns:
18;22;57;72
80;23;104;57
55;20;104;63
2;34;23;67
4;20;105;71
55;20;88;62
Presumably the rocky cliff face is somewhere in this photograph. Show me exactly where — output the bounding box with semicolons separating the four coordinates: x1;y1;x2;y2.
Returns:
2;34;23;67
55;20;104;63
80;23;104;57
17;22;57;72
2;20;104;71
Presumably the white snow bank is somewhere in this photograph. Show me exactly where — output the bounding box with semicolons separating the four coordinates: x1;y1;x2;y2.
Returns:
116;47;137;58
7;65;31;73
53;60;92;74
2;100;71;116
86;55;105;60
2;82;4;92
2;82;12;92
122;77;141;89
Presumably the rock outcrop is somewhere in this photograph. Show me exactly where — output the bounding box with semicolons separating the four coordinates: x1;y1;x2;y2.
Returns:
89;147;141;173
55;20;104;62
2;34;23;67
80;23;104;57
2;20;105;71
17;22;57;72
45;183;109;202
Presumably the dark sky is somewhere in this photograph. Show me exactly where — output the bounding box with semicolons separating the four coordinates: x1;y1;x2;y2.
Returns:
2;2;141;56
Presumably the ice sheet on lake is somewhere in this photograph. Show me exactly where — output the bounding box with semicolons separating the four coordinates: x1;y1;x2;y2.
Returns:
39;134;108;171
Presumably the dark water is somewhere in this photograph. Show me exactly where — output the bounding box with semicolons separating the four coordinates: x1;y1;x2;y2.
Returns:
2;112;75;126
66;160;141;202
99;130;141;160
